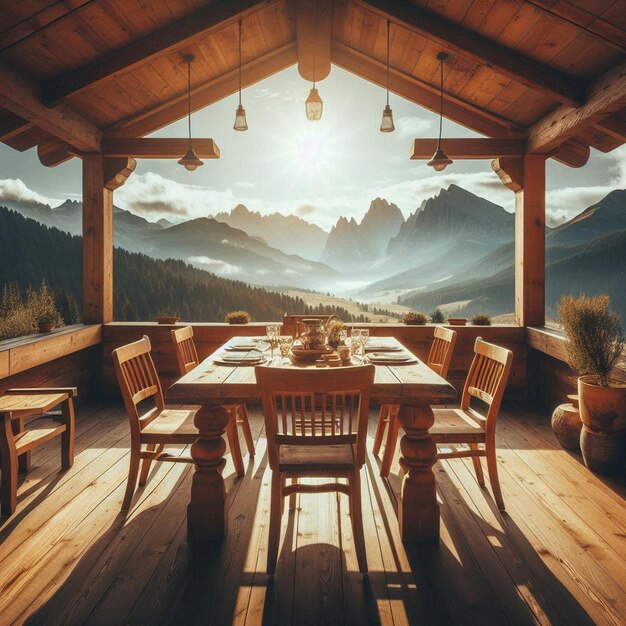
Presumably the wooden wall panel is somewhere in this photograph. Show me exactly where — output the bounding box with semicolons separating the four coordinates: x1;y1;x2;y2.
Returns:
103;322;527;400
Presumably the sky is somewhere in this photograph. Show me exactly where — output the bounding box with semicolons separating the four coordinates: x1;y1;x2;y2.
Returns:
0;64;624;230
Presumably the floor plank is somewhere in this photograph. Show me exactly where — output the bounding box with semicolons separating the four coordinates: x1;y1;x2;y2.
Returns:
0;402;621;626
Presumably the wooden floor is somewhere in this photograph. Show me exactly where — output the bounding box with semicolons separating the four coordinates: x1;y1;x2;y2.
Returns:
0;403;624;626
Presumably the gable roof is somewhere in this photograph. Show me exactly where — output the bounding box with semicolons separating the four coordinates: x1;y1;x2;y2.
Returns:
0;0;624;167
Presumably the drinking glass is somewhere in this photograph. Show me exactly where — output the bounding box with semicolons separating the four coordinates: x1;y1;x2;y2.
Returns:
350;328;362;356
266;324;280;358
338;329;348;345
360;329;370;351
278;335;293;360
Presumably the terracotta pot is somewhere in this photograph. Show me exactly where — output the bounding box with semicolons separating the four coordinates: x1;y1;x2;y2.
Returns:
551;402;581;452
38;321;53;333
447;318;467;326
578;376;626;433
155;316;180;325
580;425;626;475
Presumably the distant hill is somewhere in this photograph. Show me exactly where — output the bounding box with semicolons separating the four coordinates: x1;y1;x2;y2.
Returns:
0;206;363;323
213;204;328;261
322;198;405;271
4;198;339;291
399;189;626;321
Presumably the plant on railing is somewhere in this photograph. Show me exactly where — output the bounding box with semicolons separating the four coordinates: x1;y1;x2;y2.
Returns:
430;308;445;323
225;310;251;324
471;313;492;326
558;294;623;388
402;311;428;325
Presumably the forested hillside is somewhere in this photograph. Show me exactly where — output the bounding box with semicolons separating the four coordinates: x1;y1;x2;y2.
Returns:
0;207;368;325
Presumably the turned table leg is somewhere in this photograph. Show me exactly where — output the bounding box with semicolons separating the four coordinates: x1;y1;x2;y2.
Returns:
188;403;230;546
397;402;440;544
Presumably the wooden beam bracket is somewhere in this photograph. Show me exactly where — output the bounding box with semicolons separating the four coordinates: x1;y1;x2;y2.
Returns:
104;157;136;191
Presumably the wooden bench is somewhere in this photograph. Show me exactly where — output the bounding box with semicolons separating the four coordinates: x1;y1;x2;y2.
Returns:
0;387;76;516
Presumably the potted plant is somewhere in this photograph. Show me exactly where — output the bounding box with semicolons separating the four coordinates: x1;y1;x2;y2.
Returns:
402;312;427;325
431;308;445;323
225;310;251;324
558;294;625;474
37;313;55;333
471;313;492;326
447;317;467;326
155;311;180;324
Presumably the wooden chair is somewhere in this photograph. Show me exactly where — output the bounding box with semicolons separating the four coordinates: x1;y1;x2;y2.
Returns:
112;335;198;512
170;326;254;477
256;364;375;575
431;337;513;511
0;387;76;516
374;326;457;477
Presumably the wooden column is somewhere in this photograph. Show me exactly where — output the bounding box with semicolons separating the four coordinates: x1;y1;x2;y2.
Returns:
492;155;546;327
82;155;135;323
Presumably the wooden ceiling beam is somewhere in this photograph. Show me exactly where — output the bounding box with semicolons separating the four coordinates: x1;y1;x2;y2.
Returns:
331;41;523;139
527;59;626;155
106;43;297;139
0;113;32;142
102;138;220;159
42;0;274;105
524;0;626;53
553;138;590;168
0;60;100;151
296;0;333;82
356;0;583;106
594;111;626;143
410;138;526;159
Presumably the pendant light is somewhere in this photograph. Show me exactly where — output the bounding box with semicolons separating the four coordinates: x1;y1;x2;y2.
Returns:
427;51;453;172
380;19;395;132
305;58;323;121
233;19;248;131
178;54;204;171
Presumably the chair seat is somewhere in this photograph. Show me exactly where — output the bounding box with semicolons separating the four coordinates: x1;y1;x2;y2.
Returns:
278;443;356;472
431;408;485;444
141;406;200;444
14;417;67;454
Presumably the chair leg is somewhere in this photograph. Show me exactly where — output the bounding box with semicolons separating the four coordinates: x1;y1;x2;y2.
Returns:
226;411;245;478
470;443;485;487
138;443;156;486
289;477;298;511
121;443;141;512
238;404;255;457
372;405;388;456
486;434;505;511
350;471;368;573
380;406;400;478
267;471;283;575
61;397;75;470
0;417;18;516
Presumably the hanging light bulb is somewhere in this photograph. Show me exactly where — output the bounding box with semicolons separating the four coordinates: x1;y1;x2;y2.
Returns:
427;51;453;172
306;81;323;121
380;20;395;133
233;19;248;131
178;54;204;171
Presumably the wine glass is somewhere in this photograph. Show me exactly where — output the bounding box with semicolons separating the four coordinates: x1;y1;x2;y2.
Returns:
278;335;293;362
350;328;362;356
266;324;280;359
360;329;370;352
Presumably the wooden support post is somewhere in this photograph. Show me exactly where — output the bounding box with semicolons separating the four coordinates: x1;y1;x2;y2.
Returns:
492;155;546;327
82;155;135;323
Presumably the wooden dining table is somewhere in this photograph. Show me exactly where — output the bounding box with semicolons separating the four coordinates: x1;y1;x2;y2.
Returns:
166;336;457;548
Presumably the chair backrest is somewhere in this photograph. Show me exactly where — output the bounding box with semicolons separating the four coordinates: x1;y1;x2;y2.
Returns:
256;365;375;470
171;325;199;376
461;338;513;430
112;336;164;428
427;326;457;379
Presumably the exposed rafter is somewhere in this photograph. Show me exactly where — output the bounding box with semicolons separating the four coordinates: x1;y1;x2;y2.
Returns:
0;60;101;151
355;0;583;106
42;0;274;106
296;0;333;82
410;138;526;159
106;43;297;140
102;138;220;159
594;111;626;143
527;60;626;155
332;41;523;139
0;113;32;141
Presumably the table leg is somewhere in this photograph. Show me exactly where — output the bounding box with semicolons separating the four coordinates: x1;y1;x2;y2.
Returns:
397;402;440;544
188;403;230;546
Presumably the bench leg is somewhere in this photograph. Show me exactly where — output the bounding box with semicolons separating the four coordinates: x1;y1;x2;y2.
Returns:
61;398;75;470
13;417;31;473
1;417;18;516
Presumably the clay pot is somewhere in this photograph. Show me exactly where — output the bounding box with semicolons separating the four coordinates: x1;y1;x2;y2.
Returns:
447;318;467;326
38;321;53;333
578;376;626;433
580;425;626;476
551;402;581;452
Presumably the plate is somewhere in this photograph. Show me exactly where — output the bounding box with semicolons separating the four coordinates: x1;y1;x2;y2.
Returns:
364;344;402;352
214;354;265;366
367;353;417;364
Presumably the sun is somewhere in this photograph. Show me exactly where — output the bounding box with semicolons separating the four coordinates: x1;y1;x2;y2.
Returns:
296;135;324;161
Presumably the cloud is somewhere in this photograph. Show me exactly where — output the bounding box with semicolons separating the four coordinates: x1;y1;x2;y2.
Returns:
235;181;256;189
395;116;434;139
297;204;316;216
131;200;190;215
187;256;242;276
0;178;58;207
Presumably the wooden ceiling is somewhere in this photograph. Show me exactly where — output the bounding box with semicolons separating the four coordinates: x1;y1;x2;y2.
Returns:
0;0;624;168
